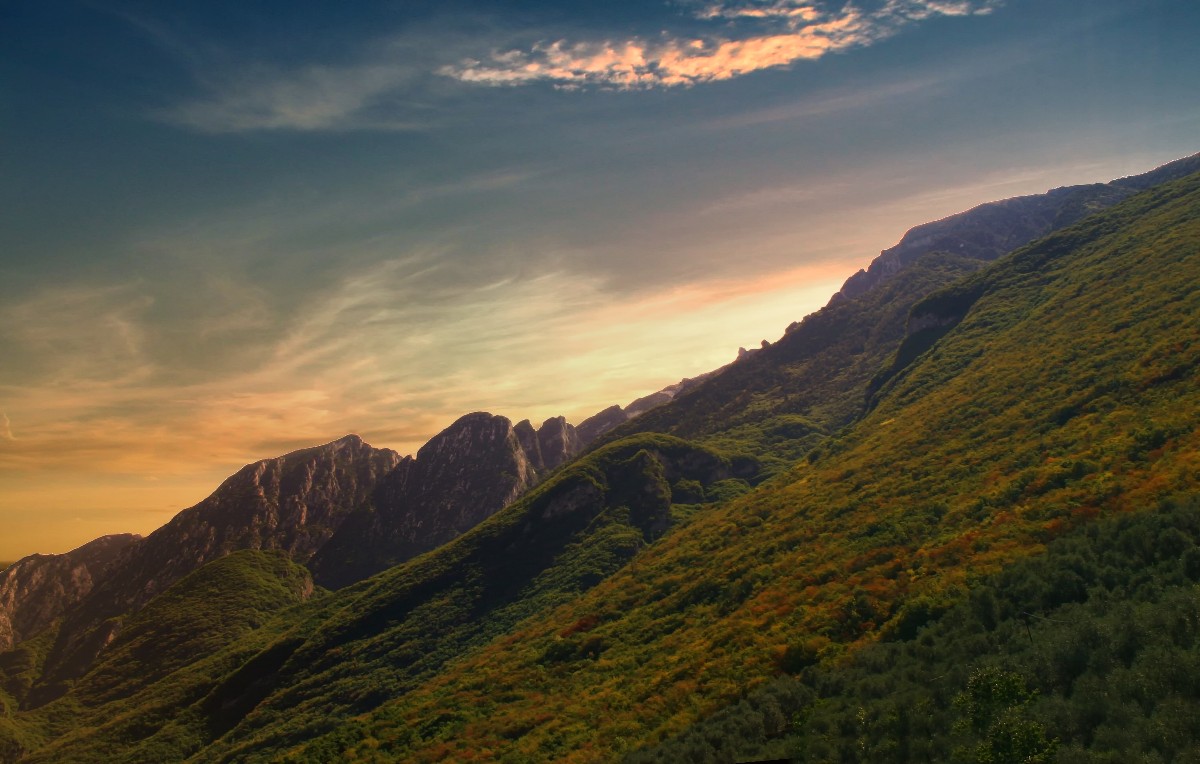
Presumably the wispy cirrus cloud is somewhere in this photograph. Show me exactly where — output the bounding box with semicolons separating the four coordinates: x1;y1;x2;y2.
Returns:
443;0;1000;90
163;62;423;133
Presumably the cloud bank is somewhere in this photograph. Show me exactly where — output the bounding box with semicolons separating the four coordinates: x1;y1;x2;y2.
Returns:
444;0;997;90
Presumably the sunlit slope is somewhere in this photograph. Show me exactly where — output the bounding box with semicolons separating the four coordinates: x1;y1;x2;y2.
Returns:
281;172;1200;761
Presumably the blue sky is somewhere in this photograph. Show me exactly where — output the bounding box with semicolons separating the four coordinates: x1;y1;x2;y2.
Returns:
1;0;1198;557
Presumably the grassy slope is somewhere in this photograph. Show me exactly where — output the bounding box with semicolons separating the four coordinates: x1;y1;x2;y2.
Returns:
272;171;1200;761
628;495;1200;763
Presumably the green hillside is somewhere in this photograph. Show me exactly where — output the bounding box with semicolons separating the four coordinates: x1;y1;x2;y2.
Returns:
270;170;1198;761
2;168;1198;763
629;496;1200;763
1;551;314;763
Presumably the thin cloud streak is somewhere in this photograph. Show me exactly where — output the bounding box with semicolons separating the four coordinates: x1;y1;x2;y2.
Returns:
162;62;426;133
444;0;999;90
0;256;845;487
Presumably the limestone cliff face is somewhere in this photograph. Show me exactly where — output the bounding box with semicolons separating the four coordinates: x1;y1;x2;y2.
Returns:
516;416;584;473
95;434;402;613
310;412;575;589
0;534;139;651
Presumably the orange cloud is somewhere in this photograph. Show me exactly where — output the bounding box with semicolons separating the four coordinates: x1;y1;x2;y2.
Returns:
444;1;997;89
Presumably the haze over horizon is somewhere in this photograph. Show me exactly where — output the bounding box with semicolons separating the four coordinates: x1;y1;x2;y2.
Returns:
2;0;1198;559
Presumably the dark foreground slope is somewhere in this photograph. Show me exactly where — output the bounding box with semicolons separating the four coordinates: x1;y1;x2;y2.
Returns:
4;164;1198;762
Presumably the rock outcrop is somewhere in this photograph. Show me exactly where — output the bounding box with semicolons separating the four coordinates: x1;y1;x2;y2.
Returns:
576;374;717;445
310;412;580;589
0;534;140;651
30;435;401;700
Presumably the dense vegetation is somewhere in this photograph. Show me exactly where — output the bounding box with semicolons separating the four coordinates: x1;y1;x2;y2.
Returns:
0;551;314;762
628;494;1200;763
0;166;1197;762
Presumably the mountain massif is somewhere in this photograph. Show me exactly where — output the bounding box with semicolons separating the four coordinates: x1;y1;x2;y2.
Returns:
1;153;1198;762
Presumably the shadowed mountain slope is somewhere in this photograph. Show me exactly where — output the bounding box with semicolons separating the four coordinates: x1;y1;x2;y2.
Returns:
9;412;593;709
309;412;584;589
6;435;755;762
28;435;401;703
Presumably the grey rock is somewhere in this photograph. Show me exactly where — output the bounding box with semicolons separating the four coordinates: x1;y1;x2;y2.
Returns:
0;534;139;651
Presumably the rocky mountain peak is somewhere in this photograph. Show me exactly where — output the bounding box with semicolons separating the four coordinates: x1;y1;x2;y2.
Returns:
577;372;718;446
310;411;555;588
32;437;403;695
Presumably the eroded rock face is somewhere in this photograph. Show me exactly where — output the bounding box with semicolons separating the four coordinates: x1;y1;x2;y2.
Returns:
310;412;581;589
0;534;140;651
535;416;583;473
33;435;402;696
577;405;628;445
97;434;403;613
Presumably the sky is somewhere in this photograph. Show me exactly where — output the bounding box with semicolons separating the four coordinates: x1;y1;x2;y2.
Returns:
1;0;1198;559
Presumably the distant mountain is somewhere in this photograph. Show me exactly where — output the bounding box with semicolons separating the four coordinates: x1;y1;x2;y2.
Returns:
29;434;401;702
0;535;139;652
13;413;591;699
577;373;716;444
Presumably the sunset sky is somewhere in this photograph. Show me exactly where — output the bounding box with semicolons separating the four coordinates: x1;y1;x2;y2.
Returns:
2;0;1198;559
